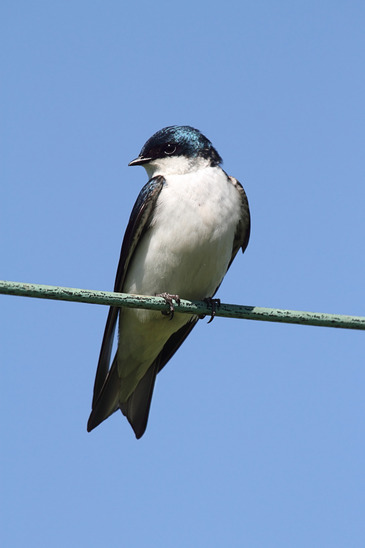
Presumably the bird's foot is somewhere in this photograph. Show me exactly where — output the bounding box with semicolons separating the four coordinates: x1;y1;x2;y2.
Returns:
203;297;221;324
156;293;181;320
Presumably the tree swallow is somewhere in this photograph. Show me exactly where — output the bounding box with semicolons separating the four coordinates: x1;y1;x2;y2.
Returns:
87;125;250;438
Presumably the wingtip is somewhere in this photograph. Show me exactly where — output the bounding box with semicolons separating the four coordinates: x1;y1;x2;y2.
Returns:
86;412;99;433
87;398;119;432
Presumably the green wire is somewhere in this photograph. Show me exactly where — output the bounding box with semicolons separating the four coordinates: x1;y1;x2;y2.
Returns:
1;280;364;331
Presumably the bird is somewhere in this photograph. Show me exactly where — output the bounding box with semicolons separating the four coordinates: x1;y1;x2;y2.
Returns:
87;125;250;439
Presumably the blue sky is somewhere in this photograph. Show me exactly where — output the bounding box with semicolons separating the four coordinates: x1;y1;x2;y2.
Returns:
1;1;365;546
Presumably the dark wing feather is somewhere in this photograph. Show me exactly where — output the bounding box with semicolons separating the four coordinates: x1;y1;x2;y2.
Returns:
113;176;166;294
227;176;250;265
212;176;250;297
87;176;165;429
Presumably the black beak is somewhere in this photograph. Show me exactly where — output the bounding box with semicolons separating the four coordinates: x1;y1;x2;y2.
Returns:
128;156;151;167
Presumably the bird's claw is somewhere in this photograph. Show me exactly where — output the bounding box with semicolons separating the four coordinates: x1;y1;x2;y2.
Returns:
204;297;221;324
156;293;181;320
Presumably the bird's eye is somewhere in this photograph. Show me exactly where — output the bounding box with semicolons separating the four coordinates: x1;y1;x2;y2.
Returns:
164;143;176;155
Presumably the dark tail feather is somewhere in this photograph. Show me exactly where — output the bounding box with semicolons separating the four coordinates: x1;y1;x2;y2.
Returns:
120;361;159;439
87;355;158;438
120;319;198;438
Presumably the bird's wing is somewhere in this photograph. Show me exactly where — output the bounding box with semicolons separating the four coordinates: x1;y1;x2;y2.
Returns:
88;176;166;426
211;176;250;298
227;176;251;265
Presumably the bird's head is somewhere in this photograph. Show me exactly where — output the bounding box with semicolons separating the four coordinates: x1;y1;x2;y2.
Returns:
129;125;222;177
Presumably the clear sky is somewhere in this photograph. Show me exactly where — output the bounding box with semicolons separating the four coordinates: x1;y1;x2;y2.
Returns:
2;2;365;546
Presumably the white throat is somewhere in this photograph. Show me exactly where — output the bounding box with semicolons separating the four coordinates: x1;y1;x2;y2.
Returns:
143;155;211;179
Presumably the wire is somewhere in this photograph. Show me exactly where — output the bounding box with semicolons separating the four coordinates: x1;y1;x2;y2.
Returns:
1;280;364;331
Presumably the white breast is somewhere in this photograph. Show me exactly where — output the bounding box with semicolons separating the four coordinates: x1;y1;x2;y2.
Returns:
124;165;241;300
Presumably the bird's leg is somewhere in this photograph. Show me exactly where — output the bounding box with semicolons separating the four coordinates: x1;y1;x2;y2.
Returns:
203;297;221;324
156;293;181;320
